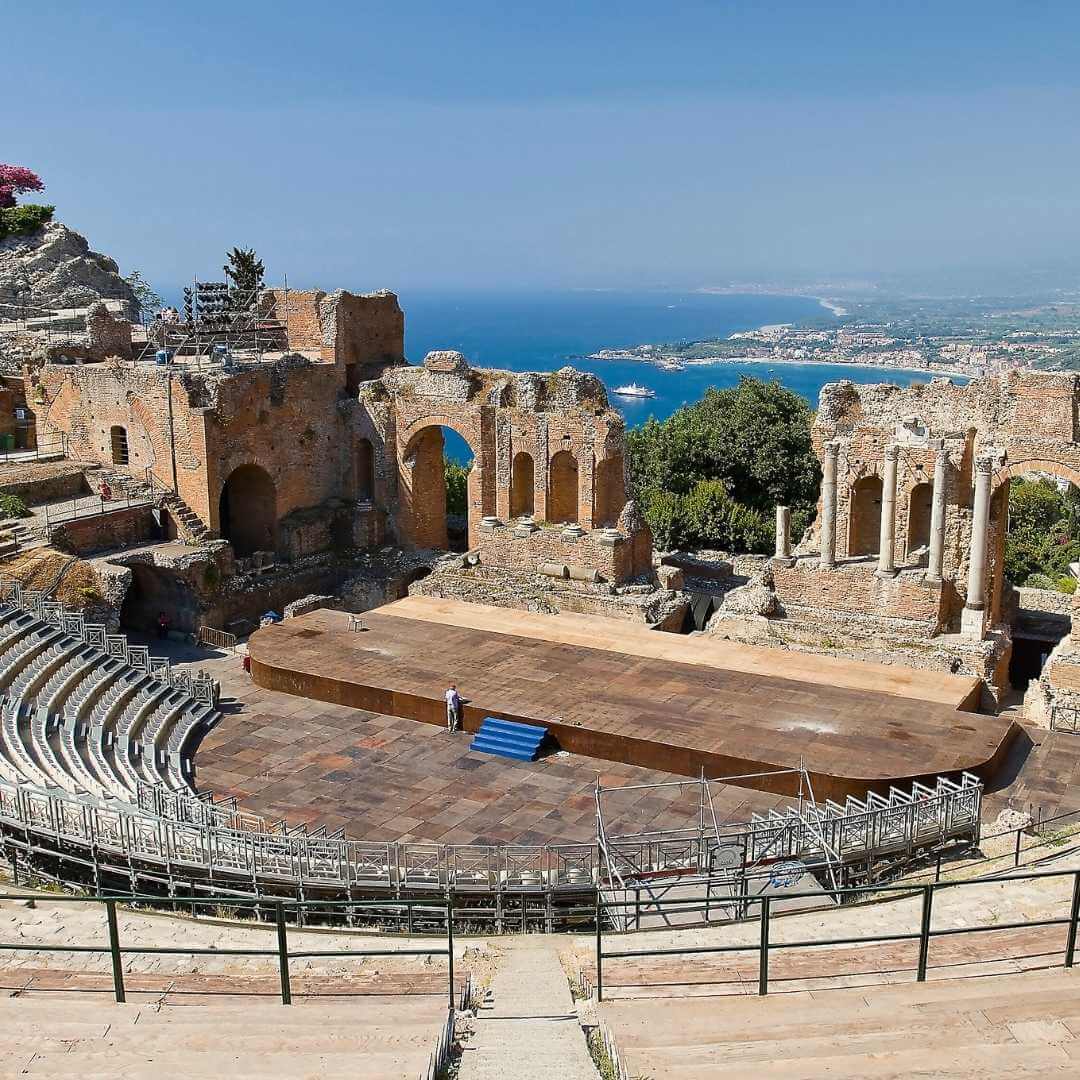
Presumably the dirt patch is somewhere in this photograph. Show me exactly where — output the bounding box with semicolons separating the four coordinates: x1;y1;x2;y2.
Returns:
3;549;102;608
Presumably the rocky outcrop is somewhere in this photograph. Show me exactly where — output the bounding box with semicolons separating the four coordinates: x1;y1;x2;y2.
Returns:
0;222;138;315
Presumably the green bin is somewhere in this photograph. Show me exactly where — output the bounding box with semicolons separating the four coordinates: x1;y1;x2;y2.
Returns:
0;435;14;451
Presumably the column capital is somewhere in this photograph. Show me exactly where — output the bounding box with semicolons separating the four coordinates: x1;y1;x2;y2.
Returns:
884;443;900;463
973;453;996;476
823;438;841;459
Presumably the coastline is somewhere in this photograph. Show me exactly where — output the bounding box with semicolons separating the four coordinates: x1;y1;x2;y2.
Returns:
584;349;967;381
678;354;966;380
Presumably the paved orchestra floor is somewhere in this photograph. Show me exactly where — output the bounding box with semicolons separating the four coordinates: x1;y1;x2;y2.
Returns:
246;598;1017;800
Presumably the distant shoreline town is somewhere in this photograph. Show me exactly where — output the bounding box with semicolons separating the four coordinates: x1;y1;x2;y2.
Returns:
586;289;1080;380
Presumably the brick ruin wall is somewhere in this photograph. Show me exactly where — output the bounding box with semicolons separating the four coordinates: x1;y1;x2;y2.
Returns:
28;290;655;629
748;370;1080;710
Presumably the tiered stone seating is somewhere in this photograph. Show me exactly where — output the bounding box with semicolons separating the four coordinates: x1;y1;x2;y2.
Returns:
599;968;1080;1079
0;992;453;1080
0;589;220;814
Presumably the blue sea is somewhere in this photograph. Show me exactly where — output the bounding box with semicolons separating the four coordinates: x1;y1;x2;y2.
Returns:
401;290;952;460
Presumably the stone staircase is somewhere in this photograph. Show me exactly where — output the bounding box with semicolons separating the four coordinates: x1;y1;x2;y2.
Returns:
88;466;213;543
460;939;599;1080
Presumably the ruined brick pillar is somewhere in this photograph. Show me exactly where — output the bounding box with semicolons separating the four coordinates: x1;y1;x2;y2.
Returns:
876;443;899;577
962;453;994;638
819;440;839;569
925;443;948;583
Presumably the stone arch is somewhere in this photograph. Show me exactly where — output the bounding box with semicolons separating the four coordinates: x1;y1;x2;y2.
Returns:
398;417;483;551
357;437;375;501
219;464;277;557
548;450;579;525
510;451;535;518
907;480;934;555
992;458;1080;496
848;474;883;557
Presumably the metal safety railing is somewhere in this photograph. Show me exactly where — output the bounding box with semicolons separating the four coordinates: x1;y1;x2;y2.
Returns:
197;625;238;651
0;891;459;1007
593;864;1080;1001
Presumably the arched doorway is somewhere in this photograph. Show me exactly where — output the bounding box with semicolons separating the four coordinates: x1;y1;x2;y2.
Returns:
907;481;934;557
548;450;579;525
357;438;375;501
400;425;474;552
510;452;535;518
848;475;883;557
119;563;199;634
219;464;277;557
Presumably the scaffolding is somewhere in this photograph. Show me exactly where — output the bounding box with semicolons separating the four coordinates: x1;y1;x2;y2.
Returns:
595;767;983;929
134;277;290;368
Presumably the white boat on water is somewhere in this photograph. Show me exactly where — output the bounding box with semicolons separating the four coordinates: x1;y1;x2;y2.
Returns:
612;383;657;399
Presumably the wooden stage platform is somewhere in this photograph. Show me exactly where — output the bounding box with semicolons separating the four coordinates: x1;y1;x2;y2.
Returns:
246;598;1018;800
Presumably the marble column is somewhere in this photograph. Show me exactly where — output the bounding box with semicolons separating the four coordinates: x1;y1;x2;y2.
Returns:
773;505;794;565
925;444;948;583
820;440;839;569
961;454;994;638
876;444;900;577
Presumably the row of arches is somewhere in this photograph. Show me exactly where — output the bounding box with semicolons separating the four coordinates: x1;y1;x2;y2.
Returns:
848;476;933;560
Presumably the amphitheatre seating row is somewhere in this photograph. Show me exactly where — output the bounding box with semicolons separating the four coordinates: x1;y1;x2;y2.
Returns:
599;966;1080;1079
0;599;221;806
0;990;454;1080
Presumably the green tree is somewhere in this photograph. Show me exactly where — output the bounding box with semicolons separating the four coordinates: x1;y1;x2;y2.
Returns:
223;247;265;310
627;377;819;553
122;270;163;321
1004;478;1080;591
444;457;470;516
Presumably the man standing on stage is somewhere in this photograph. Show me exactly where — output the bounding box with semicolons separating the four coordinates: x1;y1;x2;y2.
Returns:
445;684;462;734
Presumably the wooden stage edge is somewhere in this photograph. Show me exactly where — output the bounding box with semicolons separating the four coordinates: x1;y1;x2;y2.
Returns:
245;605;1019;803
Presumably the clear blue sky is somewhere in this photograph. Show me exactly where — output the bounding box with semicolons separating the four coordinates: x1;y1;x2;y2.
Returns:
6;1;1080;293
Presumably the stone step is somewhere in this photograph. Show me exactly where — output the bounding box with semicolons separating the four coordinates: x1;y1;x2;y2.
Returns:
11;1048;432;1079
628;1040;1076;1080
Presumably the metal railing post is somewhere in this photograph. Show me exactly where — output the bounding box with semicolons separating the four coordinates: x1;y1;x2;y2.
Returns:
1015;828;1023;867
595;890;604;1002
1067;872;1080;969
106;900;126;1003
275;902;292;1005
447;894;456;1010
917;884;934;982
758;897;771;996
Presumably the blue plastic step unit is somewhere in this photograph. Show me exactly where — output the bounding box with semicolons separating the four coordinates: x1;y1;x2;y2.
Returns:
470;716;549;761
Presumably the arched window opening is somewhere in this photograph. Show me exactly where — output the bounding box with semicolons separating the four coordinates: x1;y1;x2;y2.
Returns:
548;450;579;525
219;464;277;558
510;452;535;518
357;438;375;501
848;475;883;557
110;426;129;466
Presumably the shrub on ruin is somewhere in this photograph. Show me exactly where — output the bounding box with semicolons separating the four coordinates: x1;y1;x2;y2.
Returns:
0;495;29;520
1057;576;1077;595
0;204;55;241
1024;572;1055;591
